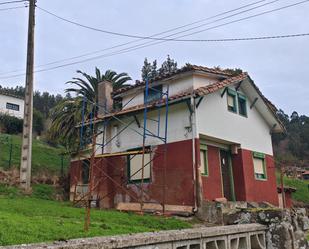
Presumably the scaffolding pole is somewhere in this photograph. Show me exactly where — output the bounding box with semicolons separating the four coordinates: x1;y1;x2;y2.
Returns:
75;77;170;230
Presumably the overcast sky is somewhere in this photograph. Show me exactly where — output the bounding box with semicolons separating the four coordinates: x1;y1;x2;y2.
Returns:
0;0;308;115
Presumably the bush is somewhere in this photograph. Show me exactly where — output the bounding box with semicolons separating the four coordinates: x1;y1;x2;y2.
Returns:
0;114;23;134
32;184;55;200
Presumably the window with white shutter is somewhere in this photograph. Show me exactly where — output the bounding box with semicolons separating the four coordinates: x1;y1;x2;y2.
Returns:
253;152;267;180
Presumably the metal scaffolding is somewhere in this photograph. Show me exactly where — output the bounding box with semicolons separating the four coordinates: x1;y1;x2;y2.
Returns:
74;79;170;231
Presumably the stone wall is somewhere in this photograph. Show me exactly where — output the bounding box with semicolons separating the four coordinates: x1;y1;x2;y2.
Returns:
2;224;266;249
224;208;309;249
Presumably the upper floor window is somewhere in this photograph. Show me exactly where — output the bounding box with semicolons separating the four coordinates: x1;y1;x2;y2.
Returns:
237;93;247;117
145;85;162;103
6;102;20;111
253;152;267;180
227;89;237;113
226;88;248;117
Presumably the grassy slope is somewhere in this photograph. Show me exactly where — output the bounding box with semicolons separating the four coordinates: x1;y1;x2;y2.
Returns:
276;172;309;204
283;177;309;204
0;185;191;246
0;134;69;175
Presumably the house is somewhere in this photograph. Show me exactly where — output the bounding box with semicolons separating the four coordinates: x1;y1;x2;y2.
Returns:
0;92;24;119
70;65;284;212
302;171;309;180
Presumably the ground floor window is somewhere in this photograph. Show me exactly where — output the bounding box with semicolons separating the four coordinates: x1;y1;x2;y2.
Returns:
253;152;267;180
127;150;151;183
81;159;90;184
200;144;208;176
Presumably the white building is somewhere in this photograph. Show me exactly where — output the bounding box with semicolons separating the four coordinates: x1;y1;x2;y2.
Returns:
0;92;24;119
70;64;284;211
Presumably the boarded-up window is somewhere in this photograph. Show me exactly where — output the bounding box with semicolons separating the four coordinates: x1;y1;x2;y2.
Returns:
200;144;208;176
128;153;151;182
253;152;266;180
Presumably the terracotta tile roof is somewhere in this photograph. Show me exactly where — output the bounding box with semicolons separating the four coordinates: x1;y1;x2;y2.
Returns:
99;73;247;119
194;73;248;96
113;64;232;95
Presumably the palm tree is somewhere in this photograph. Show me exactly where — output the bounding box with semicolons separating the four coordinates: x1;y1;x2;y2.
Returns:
49;68;131;151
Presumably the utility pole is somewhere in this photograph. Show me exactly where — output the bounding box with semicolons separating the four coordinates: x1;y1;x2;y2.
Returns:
20;0;35;191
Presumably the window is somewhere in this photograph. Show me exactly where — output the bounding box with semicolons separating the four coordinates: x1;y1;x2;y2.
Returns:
200;144;208;176
145;85;162;103
113;97;122;111
6;102;19;111
253;152;267;180
227;89;237;113
127;151;151;183
81;160;90;184
238;93;247;117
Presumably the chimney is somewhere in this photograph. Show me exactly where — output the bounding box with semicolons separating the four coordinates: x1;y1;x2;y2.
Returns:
98;81;113;116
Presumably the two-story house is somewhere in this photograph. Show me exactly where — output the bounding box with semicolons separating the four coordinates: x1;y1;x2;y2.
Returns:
70;65;284;212
0;92;24;119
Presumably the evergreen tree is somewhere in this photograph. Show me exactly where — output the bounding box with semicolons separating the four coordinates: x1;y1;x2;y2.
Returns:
159;55;178;75
141;58;152;81
150;60;158;80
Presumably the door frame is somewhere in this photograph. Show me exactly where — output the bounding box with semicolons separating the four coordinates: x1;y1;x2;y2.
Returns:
219;149;236;202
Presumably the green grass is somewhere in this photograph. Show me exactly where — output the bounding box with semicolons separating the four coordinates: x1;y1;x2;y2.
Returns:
0;133;69;175
283;177;309;204
0;184;191;246
277;173;309;204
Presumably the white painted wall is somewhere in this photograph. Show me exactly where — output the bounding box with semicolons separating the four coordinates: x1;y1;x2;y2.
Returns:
196;86;274;155
121;73;222;110
0;94;24;119
96;102;192;154
98;73;275;156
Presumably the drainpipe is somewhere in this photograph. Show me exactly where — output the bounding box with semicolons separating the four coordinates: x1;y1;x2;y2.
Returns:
190;95;198;212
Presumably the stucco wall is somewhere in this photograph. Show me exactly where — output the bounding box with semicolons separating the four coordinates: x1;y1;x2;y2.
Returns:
71;139;195;208
232;149;278;206
0;94;24;118
196;87;274;155
97;102;192;154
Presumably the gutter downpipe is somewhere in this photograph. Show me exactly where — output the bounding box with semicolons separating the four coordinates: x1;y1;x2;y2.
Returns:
190;95;198;212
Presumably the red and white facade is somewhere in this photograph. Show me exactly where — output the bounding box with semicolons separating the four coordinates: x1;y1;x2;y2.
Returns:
70;65;284;210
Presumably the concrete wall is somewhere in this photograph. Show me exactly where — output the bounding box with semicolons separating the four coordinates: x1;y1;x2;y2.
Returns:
2;224;266;249
196;87;274;156
0;94;24;119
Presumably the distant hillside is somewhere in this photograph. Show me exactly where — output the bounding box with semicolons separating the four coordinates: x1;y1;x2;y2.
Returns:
272;110;309;168
0;133;69;176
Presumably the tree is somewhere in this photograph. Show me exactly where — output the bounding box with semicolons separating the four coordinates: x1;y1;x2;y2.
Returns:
141;58;152;81
159;55;178;75
49;68;131;151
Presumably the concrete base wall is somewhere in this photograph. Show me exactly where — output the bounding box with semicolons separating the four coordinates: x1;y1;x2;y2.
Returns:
2;224;266;249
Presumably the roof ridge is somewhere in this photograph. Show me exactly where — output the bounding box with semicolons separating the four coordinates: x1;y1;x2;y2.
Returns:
112;64;234;95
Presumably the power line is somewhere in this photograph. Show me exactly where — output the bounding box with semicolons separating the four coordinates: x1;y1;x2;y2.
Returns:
1;32;308;80
36;0;282;42
0;0;26;6
1;0;309;79
0;5;27;11
0;0;281;76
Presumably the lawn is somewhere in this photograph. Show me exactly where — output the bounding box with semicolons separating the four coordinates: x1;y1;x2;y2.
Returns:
282;176;309;204
0;133;69;175
0;184;191;246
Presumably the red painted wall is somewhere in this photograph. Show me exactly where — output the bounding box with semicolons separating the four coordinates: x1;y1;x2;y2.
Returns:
238;149;279;206
70;142;279;207
69;139;195;208
199;144;223;201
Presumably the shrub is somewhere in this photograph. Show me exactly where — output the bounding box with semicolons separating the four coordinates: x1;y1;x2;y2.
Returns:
0;114;23;134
